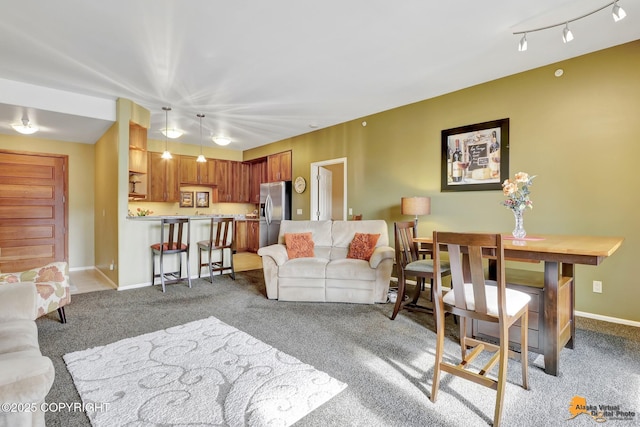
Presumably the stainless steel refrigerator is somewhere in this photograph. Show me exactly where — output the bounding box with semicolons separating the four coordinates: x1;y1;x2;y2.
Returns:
259;181;292;247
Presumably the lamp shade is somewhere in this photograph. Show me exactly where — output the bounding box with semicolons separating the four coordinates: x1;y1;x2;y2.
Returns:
401;196;431;216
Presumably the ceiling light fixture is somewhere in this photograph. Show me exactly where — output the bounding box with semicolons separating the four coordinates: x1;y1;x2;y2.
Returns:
196;113;206;163
12;117;39;135
161;107;173;159
213;136;231;146
513;1;627;51
160;128;183;139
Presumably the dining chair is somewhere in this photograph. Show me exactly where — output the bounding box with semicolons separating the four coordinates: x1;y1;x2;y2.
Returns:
390;221;450;320
150;218;191;292
430;231;531;427
197;217;235;282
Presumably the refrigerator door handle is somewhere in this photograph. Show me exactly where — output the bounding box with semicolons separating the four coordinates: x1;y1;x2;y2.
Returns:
265;194;273;225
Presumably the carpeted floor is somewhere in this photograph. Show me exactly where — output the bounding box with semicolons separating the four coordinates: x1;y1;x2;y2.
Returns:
37;271;640;427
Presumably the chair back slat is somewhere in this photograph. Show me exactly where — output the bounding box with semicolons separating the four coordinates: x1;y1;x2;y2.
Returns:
208;217;234;248
160;218;190;251
394;221;419;268
434;231;505;318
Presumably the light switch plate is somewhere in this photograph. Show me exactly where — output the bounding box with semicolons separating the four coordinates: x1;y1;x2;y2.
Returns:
297;208;302;215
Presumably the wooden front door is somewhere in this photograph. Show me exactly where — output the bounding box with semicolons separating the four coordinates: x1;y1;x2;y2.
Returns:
0;150;68;272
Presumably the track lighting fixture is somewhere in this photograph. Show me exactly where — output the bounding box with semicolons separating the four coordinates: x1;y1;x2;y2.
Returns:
514;1;627;51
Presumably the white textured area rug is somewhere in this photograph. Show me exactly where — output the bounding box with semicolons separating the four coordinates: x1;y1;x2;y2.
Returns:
63;316;347;427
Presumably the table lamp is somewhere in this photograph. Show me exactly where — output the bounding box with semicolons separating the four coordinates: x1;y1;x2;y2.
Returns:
401;196;431;233
129;174;141;193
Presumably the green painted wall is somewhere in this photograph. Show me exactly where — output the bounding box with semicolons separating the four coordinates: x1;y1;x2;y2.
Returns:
244;40;640;323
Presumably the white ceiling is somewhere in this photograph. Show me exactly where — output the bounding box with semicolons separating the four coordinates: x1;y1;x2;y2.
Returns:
0;0;638;151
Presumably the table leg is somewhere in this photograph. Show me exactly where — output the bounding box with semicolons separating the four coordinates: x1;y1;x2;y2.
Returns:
543;262;559;376
542;261;576;376
563;263;575;350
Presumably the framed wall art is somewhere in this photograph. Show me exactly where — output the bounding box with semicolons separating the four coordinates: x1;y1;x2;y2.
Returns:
180;191;194;208
196;191;209;208
441;118;509;192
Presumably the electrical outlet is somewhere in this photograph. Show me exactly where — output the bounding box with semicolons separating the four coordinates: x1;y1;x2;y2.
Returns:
297;208;302;215
593;280;602;293
349;208;353;215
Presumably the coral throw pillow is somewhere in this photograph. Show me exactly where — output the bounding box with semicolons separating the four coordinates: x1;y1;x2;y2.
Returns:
284;232;315;259
347;233;381;261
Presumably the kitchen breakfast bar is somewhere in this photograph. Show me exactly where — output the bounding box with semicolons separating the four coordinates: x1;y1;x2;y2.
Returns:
122;215;257;289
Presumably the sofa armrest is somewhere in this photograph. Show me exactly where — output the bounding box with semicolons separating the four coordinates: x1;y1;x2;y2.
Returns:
0;355;55;403
0;282;38;321
369;246;395;269
257;244;289;266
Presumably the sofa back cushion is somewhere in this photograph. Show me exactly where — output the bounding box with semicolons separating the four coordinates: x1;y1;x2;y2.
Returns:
331;220;389;260
279;220;333;259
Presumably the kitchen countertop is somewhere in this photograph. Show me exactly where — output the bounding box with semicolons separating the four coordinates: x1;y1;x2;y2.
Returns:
127;215;259;221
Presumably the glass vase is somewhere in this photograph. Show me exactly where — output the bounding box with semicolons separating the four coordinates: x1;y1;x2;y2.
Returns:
512;209;527;239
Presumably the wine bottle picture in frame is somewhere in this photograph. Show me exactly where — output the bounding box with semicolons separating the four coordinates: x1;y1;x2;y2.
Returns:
441;118;509;192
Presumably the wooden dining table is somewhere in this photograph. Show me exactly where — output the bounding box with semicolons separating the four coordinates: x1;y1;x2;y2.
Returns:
414;233;624;376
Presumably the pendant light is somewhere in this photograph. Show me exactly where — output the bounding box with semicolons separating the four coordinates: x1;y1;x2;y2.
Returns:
161;107;173;159
196;113;206;163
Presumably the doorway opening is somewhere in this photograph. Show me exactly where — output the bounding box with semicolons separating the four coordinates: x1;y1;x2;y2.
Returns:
310;157;347;221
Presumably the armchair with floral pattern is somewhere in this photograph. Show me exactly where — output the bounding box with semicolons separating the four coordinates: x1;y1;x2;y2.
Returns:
0;261;70;323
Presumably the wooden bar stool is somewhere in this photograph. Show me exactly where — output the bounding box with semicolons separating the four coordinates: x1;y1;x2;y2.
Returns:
198;217;235;282
151;218;191;292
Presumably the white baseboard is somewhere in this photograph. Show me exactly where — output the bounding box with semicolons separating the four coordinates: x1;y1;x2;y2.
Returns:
117;282;151;291
117;271;233;291
68;265;96;272
575;311;640;328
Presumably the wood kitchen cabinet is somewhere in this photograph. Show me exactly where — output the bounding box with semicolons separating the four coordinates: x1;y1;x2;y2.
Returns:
212;159;252;203
234;220;248;252
179;155;216;185
247;220;260;253
148;152;179;202
232;161;251;203
267;150;292;182
212;159;232;202
250;159;267;203
128;123;148;199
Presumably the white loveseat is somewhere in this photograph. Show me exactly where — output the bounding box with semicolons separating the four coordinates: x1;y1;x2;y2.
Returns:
257;220;394;303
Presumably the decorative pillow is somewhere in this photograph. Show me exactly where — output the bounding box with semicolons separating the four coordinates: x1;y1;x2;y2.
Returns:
347;233;381;261
284;232;315;259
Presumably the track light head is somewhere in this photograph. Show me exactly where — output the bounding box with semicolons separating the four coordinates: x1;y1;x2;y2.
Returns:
518;34;528;52
562;23;574;43
612;1;626;21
